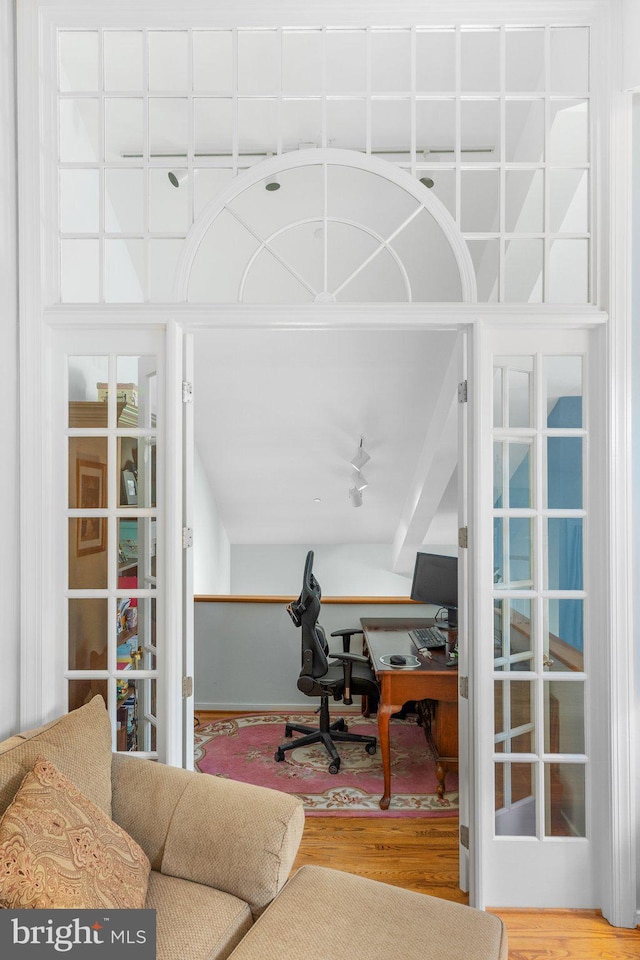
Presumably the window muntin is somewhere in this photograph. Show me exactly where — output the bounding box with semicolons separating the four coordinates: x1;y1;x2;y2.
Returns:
56;24;592;304
492;354;587;839
66;354;159;755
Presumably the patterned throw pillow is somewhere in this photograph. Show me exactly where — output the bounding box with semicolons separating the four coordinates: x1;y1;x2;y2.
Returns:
0;757;150;909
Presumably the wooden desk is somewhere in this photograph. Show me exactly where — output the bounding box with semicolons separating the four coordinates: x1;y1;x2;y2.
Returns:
361;618;459;811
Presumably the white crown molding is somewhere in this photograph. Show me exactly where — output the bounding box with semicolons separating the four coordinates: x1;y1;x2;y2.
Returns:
43;302;608;330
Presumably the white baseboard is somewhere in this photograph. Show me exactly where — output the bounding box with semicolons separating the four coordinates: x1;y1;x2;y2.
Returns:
194;701;363;714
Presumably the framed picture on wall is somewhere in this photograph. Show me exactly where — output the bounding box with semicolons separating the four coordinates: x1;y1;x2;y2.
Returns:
76;459;107;555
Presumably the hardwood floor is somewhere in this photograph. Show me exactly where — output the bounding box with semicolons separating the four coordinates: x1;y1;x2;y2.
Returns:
197;711;639;957
292;816;640;959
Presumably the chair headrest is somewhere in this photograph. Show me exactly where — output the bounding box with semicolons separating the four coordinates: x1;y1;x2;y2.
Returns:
285;550;320;627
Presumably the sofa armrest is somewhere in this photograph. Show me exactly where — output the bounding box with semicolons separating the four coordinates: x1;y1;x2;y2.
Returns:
111;753;304;917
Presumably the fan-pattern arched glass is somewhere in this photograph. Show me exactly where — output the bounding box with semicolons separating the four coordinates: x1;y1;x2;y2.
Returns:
186;163;463;303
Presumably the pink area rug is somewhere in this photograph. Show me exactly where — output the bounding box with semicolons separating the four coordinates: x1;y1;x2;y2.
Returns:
195;713;458;818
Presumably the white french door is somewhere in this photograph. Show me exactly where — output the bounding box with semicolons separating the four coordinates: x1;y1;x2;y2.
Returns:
471;323;603;908
51;325;187;765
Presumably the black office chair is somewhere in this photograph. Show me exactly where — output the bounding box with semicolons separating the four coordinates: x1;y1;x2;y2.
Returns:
274;550;378;774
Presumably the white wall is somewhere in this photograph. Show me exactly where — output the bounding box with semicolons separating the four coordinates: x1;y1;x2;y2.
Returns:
0;0;20;739
193;445;231;594
230;543;455;596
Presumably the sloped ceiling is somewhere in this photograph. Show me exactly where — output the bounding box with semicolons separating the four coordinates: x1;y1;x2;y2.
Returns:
194;327;459;567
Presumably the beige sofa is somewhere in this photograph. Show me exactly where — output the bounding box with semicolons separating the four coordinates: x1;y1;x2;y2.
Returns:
0;697;507;960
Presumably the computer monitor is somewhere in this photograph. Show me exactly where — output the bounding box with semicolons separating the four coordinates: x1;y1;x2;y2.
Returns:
410;552;458;628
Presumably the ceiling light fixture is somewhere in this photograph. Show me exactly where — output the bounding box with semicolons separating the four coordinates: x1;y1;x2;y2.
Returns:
419;176;435;189
350;438;371;472
351;471;368;492
349;487;363;508
168;169;188;188
349;437;370;507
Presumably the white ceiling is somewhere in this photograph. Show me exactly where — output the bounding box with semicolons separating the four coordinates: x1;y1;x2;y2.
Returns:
194;328;460;562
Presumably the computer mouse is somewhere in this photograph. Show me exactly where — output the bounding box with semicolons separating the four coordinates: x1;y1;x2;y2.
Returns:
389;654;407;665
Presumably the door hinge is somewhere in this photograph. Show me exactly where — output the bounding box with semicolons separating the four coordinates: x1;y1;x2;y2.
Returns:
459;675;469;700
460;824;470;849
458;380;468;403
458;526;468;549
182;676;193;698
182;381;193;403
182;527;193;549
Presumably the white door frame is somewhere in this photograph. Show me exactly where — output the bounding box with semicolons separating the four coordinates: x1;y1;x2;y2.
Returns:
15;0;636;926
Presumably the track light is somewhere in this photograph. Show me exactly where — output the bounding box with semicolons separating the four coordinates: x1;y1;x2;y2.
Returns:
350;439;370;472
168;169;188;188
265;175;280;191
351;471;368;492
349;487;363;508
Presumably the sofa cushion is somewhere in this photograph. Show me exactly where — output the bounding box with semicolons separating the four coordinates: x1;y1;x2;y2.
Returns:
226;865;508;960
0;696;113;818
146;871;253;960
0;758;150;910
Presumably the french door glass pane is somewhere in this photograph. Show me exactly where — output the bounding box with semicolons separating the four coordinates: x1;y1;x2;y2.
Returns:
546;598;584;672
68;598;108;669
116;356;158;427
118;437;156;509
547;518;583;590
545;356;582;426
544;681;585;753
547;437;583;509
69;679;108;713
117;679;157;753
493;441;533;509
494;599;534;670
545;763;586;836
495;762;536;836
493;517;533;588
68;438;108;508
118;518;157;589
494;679;534;752
68;519;108;588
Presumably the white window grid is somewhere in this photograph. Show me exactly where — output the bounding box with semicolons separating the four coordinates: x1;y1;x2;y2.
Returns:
56;24;593;304
64;353;159;756
491;352;588;839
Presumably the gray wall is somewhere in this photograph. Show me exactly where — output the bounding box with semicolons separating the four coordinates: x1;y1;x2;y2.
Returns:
0;0;20;739
194;600;438;710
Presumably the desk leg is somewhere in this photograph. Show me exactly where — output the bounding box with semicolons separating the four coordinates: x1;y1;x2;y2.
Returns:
435;759;446;799
378;704;394;810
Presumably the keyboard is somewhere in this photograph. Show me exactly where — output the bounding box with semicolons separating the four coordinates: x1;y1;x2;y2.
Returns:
410;626;448;651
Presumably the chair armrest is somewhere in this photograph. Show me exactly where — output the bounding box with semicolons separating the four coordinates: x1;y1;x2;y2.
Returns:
328;652;369;664
330;628;363;652
111;753;304;918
